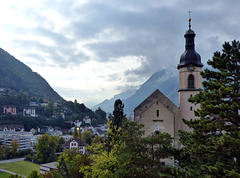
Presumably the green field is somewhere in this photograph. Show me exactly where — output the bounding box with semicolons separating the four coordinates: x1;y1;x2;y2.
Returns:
0;161;40;177
0;171;12;178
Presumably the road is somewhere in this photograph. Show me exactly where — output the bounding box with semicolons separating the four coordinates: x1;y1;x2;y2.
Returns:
0;157;25;164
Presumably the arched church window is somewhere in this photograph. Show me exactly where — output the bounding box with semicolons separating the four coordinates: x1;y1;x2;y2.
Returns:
156;110;159;117
155;130;160;135
188;74;194;88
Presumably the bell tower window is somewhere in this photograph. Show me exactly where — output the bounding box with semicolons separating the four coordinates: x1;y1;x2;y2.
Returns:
188;74;194;88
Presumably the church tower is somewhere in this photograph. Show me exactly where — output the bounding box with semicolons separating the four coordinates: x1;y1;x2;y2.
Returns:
178;17;203;131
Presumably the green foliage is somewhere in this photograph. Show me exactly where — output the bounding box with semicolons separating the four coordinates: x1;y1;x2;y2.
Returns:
176;40;240;177
82;131;92;145
117;120;174;177
10;139;20;157
112;99;124;128
80;120;174;177
73;126;78;138
0;145;5;160
91;118;98;127
55;149;92;178
95;107;107;124
9;175;24;178
36;134;58;163
78;127;82;139
27;170;41;178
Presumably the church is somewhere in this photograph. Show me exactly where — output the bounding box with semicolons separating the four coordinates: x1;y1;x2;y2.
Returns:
134;17;203;147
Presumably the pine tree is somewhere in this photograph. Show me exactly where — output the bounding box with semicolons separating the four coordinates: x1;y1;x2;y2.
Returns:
112;99;124;128
176;40;240;177
78;127;82;139
73;126;78;138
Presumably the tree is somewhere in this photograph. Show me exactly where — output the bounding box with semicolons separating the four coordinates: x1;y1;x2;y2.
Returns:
82;130;92;145
10;139;19;158
112;99;124;128
0;145;4;160
73;126;78;138
5;145;12;159
91;118;98;127
80;120;174;177
95;107;107;123
78;127;82;139
27;170;41;178
117;120;174;177
55;149;92;178
176;40;240;177
36;134;58;163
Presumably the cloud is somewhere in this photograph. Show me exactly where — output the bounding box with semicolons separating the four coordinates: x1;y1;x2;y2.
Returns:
1;0;240;106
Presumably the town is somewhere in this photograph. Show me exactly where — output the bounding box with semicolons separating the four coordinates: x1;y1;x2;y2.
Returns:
0;1;239;178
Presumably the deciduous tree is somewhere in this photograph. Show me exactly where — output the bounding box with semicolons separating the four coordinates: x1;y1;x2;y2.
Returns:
36;134;57;163
10;139;19;158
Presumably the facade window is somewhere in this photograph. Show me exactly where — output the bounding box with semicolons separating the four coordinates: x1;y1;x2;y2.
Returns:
156;110;159;117
190;94;192;97
157;102;158;105
188;74;194;88
190;106;192;111
155;130;160;135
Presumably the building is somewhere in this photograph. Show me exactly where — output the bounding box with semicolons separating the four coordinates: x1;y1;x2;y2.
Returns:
0;130;33;150
40;162;58;175
0;125;24;132
3;105;16;115
83;116;91;125
134;18;203;147
23;107;37;117
63;138;86;154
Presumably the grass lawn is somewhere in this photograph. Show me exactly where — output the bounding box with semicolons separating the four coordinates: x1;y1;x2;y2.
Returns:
0;171;12;178
0;161;40;177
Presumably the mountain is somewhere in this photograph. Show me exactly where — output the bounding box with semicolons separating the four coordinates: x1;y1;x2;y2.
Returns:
0;48;64;101
93;67;179;114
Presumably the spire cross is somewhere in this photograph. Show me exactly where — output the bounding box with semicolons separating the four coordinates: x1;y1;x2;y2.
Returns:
187;10;192;18
187;10;192;29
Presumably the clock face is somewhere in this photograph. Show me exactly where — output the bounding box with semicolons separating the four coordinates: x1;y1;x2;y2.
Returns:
187;64;195;72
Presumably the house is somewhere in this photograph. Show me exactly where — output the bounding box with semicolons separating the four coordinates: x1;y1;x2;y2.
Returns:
134;18;203;148
47;130;63;136
40;162;58;175
83;116;91;125
29;102;38;107
3;105;16;115
23;107;37;117
73;120;82;127
63;138;87;154
0;125;24;132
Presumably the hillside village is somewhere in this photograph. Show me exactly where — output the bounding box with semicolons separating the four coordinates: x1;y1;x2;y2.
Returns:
0;87;108;158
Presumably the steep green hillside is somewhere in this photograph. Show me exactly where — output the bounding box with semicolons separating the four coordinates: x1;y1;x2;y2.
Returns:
0;48;64;101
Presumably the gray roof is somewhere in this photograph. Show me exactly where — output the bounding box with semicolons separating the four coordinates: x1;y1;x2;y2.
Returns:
134;89;178;116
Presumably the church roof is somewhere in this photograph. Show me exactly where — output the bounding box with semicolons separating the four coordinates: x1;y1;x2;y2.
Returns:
177;18;203;69
134;89;178;116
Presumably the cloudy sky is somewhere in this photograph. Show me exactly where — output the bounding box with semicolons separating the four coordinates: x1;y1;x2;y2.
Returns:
0;0;239;108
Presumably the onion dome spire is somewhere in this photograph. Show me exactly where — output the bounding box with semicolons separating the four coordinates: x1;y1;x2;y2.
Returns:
178;13;203;69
